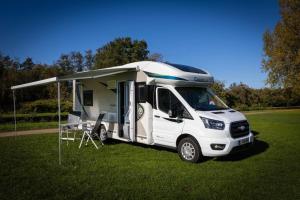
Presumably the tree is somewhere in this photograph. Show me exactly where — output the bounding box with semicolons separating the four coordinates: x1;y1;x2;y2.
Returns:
20;57;34;70
262;0;300;95
94;37;149;69
148;53;163;62
84;49;94;70
0;53;19;111
226;83;258;108
56;54;73;73
211;80;227;103
70;51;84;72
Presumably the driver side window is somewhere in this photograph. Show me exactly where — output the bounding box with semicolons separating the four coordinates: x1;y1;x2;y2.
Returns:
157;88;170;113
157;88;193;119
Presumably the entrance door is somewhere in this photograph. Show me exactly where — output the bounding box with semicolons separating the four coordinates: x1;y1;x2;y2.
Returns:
153;87;185;147
118;81;135;141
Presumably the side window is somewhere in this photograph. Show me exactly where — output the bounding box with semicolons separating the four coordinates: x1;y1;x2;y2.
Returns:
157;88;193;119
136;82;147;103
83;90;93;106
157;88;170;113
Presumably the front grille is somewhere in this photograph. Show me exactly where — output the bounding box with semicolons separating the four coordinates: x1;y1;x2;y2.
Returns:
230;120;249;138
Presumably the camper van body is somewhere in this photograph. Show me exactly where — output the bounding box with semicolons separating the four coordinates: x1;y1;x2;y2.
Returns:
74;61;254;162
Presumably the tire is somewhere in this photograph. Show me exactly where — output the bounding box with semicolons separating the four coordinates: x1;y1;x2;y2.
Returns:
99;125;107;142
177;137;202;163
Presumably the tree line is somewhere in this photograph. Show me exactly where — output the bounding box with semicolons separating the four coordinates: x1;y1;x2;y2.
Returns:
212;81;300;110
0;37;162;112
1;47;299;113
0;51;91;112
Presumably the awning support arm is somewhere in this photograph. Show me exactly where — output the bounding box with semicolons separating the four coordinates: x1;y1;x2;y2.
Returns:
57;82;61;165
13;90;17;138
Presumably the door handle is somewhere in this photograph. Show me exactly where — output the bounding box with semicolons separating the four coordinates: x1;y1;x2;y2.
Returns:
154;115;160;118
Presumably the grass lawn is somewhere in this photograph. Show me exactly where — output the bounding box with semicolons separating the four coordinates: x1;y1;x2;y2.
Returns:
0;110;299;200
0;121;65;132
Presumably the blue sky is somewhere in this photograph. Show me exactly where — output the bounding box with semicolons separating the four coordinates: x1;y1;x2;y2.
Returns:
0;0;279;88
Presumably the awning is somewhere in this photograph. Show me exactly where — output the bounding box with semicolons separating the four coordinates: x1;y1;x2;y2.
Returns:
9;64;138;165
58;65;137;81
11;66;138;90
11;77;58;90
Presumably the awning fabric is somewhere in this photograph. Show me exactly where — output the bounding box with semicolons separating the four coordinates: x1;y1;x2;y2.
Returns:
11;77;58;90
11;66;137;90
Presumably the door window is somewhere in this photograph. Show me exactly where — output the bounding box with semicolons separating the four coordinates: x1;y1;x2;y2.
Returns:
157;88;170;113
83;90;93;106
157;88;192;119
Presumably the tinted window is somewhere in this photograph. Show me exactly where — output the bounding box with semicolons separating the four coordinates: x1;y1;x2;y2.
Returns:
83;90;93;106
168;63;207;74
157;88;170;113
157;88;192;119
136;83;147;103
176;87;228;111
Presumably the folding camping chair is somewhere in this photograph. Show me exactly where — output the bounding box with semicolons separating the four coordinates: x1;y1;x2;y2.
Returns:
79;113;105;149
60;111;81;145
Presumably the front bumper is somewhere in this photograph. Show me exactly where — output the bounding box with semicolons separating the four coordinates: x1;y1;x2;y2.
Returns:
199;132;254;157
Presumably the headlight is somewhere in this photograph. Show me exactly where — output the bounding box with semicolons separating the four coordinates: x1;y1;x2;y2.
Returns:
200;117;225;130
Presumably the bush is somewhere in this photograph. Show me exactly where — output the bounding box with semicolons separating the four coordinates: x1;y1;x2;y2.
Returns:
0;113;68;123
20;99;72;113
234;104;250;111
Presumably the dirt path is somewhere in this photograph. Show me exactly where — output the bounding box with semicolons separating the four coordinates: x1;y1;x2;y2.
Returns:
0;128;58;138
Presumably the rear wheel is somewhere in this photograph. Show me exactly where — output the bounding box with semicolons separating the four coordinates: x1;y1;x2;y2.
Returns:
178;137;202;163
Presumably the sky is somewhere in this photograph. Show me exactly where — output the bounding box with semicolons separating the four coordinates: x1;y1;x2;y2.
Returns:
0;0;280;88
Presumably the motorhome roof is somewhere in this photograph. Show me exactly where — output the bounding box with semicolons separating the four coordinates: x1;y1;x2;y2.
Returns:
11;61;213;90
132;61;214;86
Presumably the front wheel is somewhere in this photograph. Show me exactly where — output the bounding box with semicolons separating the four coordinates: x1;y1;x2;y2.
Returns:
178;137;202;163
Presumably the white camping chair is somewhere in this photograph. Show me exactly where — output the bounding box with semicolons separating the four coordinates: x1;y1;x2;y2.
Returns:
61;111;81;145
79;113;105;149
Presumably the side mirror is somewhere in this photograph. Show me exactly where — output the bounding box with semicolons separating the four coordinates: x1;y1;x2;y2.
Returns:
168;109;177;118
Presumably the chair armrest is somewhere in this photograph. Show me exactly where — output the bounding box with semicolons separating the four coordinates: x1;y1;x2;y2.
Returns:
78;122;94;130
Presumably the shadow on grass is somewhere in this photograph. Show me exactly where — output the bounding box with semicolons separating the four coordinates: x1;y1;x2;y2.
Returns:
104;138;177;153
252;130;260;136
104;139;217;163
103;130;269;163
216;130;269;162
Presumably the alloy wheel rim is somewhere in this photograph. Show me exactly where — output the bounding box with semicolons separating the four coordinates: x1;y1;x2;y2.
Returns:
181;142;195;160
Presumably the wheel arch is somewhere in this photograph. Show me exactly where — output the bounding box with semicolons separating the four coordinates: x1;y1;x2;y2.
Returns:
176;133;200;148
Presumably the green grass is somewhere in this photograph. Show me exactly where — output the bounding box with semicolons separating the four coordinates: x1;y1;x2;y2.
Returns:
0;112;68;123
0;110;299;200
0;121;65;132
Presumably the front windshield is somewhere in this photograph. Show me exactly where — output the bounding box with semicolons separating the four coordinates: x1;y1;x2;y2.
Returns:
175;87;228;111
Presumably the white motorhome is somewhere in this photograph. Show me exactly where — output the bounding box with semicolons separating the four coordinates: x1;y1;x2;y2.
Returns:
68;61;254;163
11;61;254;163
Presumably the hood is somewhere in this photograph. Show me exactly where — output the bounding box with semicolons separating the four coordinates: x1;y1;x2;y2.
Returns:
195;109;247;124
